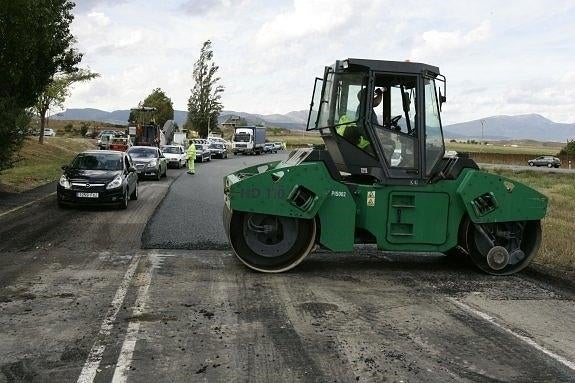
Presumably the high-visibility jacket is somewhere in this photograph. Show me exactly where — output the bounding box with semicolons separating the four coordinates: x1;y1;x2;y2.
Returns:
336;115;370;149
187;143;196;158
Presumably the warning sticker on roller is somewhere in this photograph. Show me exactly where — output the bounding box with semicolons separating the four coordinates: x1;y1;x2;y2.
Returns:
367;191;376;207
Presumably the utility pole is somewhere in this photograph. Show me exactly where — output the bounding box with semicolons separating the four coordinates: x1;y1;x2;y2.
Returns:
480;119;486;144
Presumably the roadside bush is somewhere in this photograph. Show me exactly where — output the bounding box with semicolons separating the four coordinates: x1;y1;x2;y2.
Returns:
64;123;73;133
0;101;29;171
558;140;575;156
80;122;90;137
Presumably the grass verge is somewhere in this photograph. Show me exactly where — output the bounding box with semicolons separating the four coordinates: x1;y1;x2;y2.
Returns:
490;169;575;273
268;134;323;148
0;137;96;193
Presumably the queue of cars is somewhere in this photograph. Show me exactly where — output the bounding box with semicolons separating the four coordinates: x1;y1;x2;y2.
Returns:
57;135;284;209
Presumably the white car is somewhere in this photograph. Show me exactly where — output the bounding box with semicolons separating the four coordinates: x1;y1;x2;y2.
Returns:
43;128;56;137
161;145;188;168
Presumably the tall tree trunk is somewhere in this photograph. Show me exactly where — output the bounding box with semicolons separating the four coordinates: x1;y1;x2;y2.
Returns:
38;109;46;144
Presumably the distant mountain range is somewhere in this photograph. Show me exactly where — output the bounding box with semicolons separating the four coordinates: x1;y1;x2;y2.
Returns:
444;114;575;141
53;108;575;142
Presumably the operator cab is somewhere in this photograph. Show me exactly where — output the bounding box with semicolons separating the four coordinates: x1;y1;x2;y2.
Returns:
307;58;466;185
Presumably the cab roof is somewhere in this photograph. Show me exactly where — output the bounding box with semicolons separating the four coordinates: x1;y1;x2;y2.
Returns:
339;58;440;76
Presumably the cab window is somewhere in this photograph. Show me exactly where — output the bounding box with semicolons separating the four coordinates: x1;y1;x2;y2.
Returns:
424;78;445;175
371;73;418;169
320;72;374;156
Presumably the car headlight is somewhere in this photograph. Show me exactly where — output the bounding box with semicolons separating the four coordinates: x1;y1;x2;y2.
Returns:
146;160;157;167
106;174;123;189
59;175;71;189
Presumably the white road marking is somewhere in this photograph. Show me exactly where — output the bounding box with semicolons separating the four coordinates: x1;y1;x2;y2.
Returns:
0;192;56;218
77;254;141;383
111;252;171;383
449;298;575;372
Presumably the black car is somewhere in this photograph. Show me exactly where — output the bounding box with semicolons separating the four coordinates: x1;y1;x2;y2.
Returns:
127;146;168;180
527;156;561;168
208;143;228;159
57;150;138;209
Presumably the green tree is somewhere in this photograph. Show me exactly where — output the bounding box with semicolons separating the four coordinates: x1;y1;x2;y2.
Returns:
185;40;224;137
558;140;575;156
130;88;174;128
0;0;82;169
34;69;99;144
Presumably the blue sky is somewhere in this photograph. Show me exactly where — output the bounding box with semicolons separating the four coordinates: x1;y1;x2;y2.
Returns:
67;0;575;124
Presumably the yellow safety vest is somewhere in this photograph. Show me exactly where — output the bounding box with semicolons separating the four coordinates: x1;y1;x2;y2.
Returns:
336;115;370;149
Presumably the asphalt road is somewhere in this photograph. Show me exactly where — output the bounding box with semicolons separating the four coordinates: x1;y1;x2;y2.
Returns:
142;153;286;249
0;152;574;382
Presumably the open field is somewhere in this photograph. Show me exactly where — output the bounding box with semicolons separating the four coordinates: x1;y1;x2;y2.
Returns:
0;137;96;192
445;141;560;155
489;169;575;272
270;133;565;157
268;133;323;148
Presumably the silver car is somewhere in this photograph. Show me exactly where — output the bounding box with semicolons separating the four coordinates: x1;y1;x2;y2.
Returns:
127;146;168;180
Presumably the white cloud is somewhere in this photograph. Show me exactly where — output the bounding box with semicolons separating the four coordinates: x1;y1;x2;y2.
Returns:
87;11;110;27
256;0;354;46
410;21;491;60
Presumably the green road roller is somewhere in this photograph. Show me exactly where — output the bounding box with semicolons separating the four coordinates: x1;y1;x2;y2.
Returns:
223;58;548;275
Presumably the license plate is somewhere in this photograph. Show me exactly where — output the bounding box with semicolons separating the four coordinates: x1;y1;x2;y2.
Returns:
77;192;99;198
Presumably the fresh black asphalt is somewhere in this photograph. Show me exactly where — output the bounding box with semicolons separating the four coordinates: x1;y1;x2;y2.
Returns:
141;152;287;250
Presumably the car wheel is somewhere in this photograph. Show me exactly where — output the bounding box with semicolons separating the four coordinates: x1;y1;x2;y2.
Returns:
162;165;167;177
547;163;552;168
130;183;138;200
528;162;534;166
120;189;129;209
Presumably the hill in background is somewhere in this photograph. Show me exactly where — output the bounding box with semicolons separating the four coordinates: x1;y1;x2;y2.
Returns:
53;108;575;142
444;114;575;141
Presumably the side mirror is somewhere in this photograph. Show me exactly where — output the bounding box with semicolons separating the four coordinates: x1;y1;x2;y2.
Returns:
128;166;137;173
61;165;69;171
439;88;446;111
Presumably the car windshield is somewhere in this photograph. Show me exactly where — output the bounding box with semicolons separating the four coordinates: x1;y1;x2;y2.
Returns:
210;144;223;149
71;153;123;171
195;144;202;150
128;148;156;158
162;147;180;154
